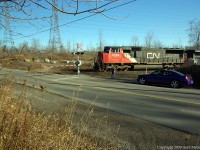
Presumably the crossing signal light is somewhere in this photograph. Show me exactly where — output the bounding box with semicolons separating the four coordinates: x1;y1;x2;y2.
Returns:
71;51;84;55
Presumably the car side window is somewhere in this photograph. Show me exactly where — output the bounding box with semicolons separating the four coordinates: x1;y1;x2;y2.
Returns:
163;71;169;76
152;71;159;75
152;70;163;75
163;71;173;76
168;71;173;76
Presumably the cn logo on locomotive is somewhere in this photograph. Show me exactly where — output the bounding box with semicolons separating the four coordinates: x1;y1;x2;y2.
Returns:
147;53;160;59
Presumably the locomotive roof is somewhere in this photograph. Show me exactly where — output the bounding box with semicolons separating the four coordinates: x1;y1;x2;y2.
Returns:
122;46;142;49
104;46;142;49
104;46;121;48
164;48;185;51
165;48;184;54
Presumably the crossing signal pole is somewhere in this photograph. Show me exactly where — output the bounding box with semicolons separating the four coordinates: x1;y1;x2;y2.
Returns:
72;43;84;75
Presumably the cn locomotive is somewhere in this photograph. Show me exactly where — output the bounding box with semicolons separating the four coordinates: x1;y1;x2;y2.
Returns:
93;46;200;71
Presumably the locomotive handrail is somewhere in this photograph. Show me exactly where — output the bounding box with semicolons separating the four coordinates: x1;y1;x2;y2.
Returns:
136;57;184;64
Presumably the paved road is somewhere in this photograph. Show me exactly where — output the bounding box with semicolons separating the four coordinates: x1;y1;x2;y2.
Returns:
1;68;200;134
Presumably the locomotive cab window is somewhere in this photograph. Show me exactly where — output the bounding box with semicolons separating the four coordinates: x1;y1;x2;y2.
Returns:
111;47;120;53
196;52;200;56
187;52;194;58
104;47;110;53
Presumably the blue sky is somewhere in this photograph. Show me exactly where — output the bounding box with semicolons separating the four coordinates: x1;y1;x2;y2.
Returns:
2;0;200;49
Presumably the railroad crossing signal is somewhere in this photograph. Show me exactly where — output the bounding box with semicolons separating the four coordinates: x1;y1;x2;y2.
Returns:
71;51;84;55
75;60;82;67
71;43;84;75
71;43;84;55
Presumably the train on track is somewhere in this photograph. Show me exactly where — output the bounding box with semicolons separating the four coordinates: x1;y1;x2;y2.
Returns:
93;46;200;71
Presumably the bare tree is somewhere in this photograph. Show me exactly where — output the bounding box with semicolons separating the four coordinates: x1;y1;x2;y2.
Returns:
144;32;154;48
66;39;71;52
153;40;163;48
0;40;2;47
0;0;135;51
98;30;104;51
131;36;139;46
87;41;95;51
31;38;41;52
188;19;200;49
0;1;135;21
18;41;30;52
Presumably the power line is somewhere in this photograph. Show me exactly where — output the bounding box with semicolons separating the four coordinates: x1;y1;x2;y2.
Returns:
15;0;136;40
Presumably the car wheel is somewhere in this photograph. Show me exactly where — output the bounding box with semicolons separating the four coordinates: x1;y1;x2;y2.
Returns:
138;77;146;85
170;80;179;88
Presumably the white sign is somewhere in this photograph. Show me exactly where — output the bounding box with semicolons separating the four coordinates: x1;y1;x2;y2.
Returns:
147;53;160;59
76;43;83;52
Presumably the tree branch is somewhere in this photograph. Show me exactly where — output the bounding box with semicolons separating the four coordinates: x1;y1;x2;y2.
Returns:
87;1;129;20
45;0;119;15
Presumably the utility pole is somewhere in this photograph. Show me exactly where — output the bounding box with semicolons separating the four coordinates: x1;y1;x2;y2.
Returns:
187;18;200;49
3;1;14;49
48;0;63;55
197;32;200;50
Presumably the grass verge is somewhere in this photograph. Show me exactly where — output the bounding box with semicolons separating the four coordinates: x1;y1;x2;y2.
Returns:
0;75;123;150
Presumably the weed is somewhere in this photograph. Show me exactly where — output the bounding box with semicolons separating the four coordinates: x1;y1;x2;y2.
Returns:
0;76;123;149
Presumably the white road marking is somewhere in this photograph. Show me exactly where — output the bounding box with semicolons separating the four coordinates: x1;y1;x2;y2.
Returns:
54;76;79;81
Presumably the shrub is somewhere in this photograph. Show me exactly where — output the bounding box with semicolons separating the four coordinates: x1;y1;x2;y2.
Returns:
176;65;200;88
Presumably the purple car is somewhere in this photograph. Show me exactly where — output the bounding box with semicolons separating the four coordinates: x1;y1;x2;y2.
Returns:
137;69;193;88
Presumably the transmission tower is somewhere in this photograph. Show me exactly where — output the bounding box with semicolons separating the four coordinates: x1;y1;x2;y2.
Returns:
48;0;63;52
3;1;14;49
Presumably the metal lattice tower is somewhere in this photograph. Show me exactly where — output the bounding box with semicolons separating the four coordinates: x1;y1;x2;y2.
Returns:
3;1;14;48
48;0;63;52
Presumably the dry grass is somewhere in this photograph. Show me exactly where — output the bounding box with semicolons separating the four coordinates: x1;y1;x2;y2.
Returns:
0;51;97;76
0;75;122;150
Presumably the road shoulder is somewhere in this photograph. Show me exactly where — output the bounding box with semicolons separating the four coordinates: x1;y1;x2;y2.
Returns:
13;83;200;150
